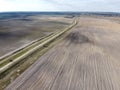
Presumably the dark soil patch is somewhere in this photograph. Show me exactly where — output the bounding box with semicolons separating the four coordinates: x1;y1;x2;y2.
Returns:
66;32;91;44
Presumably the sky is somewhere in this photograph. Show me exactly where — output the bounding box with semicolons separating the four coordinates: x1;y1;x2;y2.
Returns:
0;0;120;12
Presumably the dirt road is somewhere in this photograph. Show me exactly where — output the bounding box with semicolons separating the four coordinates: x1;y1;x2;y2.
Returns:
6;16;120;90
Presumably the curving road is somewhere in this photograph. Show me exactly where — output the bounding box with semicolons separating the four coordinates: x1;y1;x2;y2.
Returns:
6;16;120;90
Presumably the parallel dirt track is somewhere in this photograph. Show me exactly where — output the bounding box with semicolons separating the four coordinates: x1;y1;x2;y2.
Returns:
6;16;120;90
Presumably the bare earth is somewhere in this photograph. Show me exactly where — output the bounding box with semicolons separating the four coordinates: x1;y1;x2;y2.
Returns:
6;16;120;90
0;15;71;57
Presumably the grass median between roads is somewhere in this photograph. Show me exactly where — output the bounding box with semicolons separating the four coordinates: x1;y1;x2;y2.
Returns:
0;33;54;67
0;18;77;74
0;18;78;90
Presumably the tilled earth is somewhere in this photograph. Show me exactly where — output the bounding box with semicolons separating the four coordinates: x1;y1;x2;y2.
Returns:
6;16;120;90
0;15;71;57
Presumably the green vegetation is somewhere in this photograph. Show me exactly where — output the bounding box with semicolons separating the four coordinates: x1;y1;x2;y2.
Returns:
0;18;78;90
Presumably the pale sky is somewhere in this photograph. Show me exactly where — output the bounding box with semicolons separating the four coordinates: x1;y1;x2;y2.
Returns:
0;0;120;12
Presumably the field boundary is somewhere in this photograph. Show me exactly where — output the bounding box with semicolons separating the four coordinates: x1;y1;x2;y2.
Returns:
0;18;78;74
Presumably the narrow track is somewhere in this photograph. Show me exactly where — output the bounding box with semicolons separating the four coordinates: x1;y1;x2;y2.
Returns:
0;18;77;75
6;16;120;90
